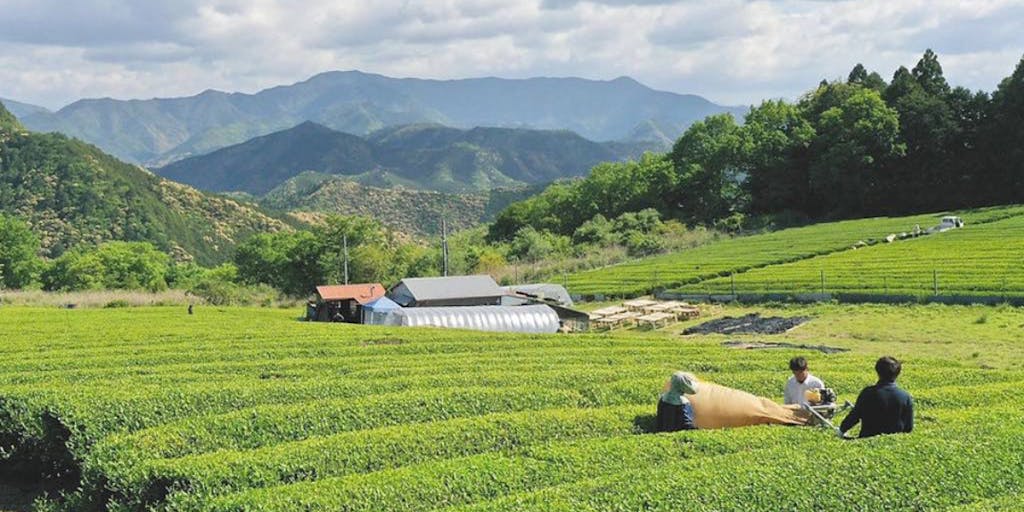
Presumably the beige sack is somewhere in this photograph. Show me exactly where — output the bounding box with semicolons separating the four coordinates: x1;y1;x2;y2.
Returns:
689;381;811;429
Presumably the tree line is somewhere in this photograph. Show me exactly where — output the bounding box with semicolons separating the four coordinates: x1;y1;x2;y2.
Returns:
0;212;444;301
489;50;1024;242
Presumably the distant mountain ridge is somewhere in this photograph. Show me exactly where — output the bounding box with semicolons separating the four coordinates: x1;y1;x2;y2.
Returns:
16;70;747;165
155;122;646;195
0;100;289;265
0;98;50;120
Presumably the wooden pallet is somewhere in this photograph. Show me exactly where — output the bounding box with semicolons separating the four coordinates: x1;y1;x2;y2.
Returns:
591;306;628;318
622;299;658;311
636;312;676;329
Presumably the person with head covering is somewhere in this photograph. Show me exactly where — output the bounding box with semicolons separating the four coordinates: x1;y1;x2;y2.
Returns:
839;356;914;438
656;371;699;432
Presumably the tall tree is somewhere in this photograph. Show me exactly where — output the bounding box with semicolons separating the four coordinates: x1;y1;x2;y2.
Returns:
884;50;958;211
847;63;887;93
804;85;904;216
669;114;748;225
742;100;815;214
983;55;1024;202
946;86;990;205
911;49;951;97
0;214;41;289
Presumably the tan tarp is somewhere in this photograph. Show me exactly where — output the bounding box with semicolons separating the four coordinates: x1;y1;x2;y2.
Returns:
689;381;812;429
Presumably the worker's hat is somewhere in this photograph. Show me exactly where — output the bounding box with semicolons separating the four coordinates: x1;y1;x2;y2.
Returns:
672;371;699;395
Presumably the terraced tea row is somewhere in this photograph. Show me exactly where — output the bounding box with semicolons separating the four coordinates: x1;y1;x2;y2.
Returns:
1;306;1021;511
568;205;1024;297
687;213;1024;297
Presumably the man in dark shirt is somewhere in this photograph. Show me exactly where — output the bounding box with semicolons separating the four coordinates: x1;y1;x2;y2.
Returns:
839;356;914;438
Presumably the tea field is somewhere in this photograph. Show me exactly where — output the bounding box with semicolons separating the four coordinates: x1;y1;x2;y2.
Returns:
1;304;1023;511
567;205;1024;298
685;211;1024;297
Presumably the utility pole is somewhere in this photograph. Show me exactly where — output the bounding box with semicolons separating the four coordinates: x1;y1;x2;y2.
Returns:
343;234;349;285
441;218;449;277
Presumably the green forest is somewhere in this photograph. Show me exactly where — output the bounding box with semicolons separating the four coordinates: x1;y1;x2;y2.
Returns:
488;50;1024;243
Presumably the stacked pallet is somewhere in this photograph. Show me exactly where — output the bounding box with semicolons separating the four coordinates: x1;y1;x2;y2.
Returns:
589;301;700;330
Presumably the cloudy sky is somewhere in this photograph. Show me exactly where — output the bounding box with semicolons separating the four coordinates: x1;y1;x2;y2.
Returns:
1;0;1021;109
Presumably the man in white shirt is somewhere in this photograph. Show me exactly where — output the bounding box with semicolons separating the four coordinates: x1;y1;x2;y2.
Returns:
784;356;825;405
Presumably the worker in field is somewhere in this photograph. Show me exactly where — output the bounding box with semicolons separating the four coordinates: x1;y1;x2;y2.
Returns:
656;371;699;432
838;356;914;438
784;356;825;405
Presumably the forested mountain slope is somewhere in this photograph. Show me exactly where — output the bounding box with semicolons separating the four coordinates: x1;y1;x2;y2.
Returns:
262;172;538;236
0;101;288;265
156;122;635;194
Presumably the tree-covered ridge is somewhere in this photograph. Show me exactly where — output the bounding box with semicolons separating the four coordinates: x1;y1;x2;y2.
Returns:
155;122;644;195
262;172;537;236
490;51;1024;242
0;102;23;132
0;105;290;266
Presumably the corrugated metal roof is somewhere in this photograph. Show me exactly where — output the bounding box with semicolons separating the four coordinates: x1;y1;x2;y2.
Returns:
315;283;385;304
391;275;502;302
501;283;574;306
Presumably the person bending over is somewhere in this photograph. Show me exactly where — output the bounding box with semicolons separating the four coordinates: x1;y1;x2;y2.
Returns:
656;371;699;432
784;356;825;405
839;356;914;438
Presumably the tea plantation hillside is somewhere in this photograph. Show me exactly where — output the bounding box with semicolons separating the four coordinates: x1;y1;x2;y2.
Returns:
689;210;1024;297
1;305;1022;511
567;205;1024;298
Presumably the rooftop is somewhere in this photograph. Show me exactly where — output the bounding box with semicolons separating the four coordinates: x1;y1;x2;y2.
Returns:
392;275;502;301
315;283;385;304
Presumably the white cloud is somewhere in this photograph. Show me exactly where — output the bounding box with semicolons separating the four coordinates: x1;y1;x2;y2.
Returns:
0;0;1020;109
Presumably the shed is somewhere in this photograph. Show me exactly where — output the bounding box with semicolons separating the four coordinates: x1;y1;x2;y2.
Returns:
501;283;574;306
309;283;385;322
361;296;403;326
546;304;590;333
366;304;559;334
389;275;504;307
500;293;589;332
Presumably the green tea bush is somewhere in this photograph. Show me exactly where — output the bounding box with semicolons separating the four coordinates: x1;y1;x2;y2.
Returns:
570;205;1024;297
0;306;1021;511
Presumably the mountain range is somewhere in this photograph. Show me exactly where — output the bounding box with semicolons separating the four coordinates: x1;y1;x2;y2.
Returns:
0;100;289;265
155;122;650;195
12;71;746;166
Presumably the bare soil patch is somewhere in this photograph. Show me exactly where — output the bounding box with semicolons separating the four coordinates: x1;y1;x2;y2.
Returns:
683;313;811;335
722;340;849;354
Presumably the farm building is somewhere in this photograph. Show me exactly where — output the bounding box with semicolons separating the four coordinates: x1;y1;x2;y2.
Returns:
363;304;560;333
308;283;385;322
389;275;504;307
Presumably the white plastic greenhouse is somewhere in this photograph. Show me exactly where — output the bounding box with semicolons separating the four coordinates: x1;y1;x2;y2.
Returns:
364;304;560;334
